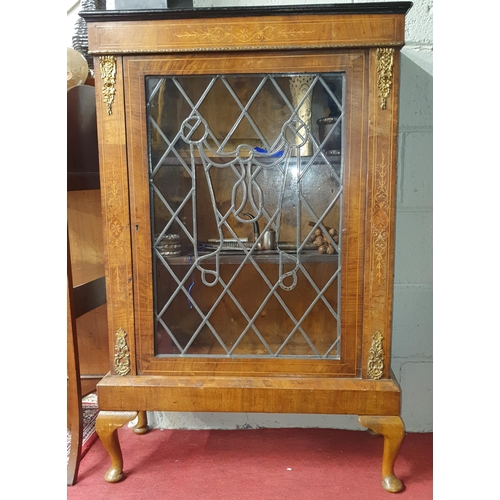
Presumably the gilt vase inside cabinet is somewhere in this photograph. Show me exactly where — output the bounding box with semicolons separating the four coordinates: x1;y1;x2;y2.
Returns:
81;2;413;492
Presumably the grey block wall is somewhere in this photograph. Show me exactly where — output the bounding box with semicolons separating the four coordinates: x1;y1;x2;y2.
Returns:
68;0;433;433
392;0;433;433
392;58;433;431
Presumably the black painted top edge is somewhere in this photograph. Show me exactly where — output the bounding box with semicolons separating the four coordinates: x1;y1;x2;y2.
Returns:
80;2;412;23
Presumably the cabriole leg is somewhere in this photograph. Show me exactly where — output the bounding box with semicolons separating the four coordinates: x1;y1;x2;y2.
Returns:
358;415;405;493
95;410;138;483
133;411;149;435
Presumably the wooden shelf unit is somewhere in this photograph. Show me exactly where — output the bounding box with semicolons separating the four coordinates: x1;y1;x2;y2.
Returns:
67;84;110;486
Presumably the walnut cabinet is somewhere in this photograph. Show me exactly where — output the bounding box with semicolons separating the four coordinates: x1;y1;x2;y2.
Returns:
82;2;413;493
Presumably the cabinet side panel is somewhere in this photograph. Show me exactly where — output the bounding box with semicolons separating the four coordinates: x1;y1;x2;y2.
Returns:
94;55;137;376
362;48;401;380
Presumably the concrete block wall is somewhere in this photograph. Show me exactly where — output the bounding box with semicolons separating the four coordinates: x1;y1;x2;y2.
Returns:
392;0;432;433
68;0;433;432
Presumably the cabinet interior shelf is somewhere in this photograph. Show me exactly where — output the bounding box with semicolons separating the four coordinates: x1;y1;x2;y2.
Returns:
159;248;338;265
155;154;342;167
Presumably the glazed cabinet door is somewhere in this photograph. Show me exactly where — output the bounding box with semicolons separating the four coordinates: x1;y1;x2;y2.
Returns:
123;50;368;378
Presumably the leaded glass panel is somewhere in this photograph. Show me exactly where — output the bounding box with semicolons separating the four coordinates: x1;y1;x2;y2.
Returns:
146;73;344;359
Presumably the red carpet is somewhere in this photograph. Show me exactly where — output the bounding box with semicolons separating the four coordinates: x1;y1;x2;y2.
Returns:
67;399;99;464
67;427;432;499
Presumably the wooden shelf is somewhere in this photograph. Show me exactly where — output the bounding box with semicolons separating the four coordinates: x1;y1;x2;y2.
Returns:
153;152;342;166
158;248;338;265
70;261;105;288
72;277;106;319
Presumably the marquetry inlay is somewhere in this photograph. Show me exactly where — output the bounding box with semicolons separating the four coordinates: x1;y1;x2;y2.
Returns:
376;48;394;110
174;25;314;45
114;328;131;376
99;55;117;115
367;330;384;379
372;153;390;286
105;164;126;291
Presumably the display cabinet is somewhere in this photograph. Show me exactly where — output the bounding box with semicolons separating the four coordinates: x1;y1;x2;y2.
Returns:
82;2;412;493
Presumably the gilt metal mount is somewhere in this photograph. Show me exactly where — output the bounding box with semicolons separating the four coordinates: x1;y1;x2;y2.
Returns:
114;327;131;376
376;48;394;110
99;55;117;115
367;330;384;379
